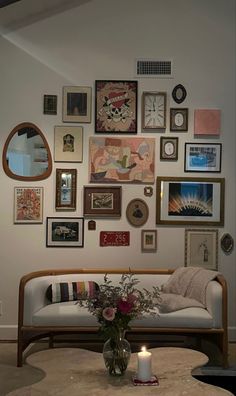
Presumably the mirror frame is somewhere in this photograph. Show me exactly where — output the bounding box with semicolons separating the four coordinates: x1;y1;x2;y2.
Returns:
2;122;52;181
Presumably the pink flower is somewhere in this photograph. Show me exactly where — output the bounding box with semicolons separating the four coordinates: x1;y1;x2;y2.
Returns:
102;307;116;321
127;293;137;304
117;299;133;314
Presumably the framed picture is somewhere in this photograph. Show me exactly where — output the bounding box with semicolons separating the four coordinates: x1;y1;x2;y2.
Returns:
14;187;43;224
62;86;91;123
126;198;149;227
220;233;234;255
184;143;222;172
95;80;137;133
141;230;157;252
172;84;187;104
46;217;84;247
89;136;155;184
185;229;218;270
156;176;225;226
142;91;167;130
43;95;57;115
194;109;220;136
160;137;178;160
55;169;77;211
170;108;188;131
83;186;121;218
54;126;83;162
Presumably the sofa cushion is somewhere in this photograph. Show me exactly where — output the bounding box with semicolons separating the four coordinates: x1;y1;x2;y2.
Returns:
46;281;99;303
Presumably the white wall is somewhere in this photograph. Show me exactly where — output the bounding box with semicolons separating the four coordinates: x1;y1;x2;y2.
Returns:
0;0;235;340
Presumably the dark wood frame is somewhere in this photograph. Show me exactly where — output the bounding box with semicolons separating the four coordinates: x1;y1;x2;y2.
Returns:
46;217;84;247
170;108;188;131
160;136;178;160
55;169;77;211
83;186;121;218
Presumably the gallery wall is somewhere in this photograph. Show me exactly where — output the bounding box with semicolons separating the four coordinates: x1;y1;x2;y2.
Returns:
0;0;235;340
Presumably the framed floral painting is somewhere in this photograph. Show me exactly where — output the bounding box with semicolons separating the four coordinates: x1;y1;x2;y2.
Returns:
14;187;43;223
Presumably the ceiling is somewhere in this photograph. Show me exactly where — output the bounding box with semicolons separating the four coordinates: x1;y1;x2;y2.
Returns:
0;0;90;33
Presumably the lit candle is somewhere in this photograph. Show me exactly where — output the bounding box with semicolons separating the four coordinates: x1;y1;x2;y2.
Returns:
137;346;152;382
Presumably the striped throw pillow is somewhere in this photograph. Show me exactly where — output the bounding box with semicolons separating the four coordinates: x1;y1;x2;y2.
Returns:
46;281;99;303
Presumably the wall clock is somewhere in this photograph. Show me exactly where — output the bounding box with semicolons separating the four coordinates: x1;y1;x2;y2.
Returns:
160;137;178;160
142;91;167;130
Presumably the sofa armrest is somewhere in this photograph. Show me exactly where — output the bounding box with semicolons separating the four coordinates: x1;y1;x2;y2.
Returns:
205;280;222;328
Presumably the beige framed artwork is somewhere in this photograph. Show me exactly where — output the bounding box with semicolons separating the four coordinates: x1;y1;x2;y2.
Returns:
185;229;218;270
141;230;157;252
62;86;91;123
54;126;83;162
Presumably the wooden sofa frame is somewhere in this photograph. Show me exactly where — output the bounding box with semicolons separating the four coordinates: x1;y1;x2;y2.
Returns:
17;268;228;368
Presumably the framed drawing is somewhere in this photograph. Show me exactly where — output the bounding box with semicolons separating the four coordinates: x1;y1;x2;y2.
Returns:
83;186;121;218
14;187;43;224
62;86;91;123
184;143;222;173
142;91;167;130
46;217;84;247
55;169;77;211
170;108;188;131
89;136;155;184
54;126;83;162
156;176;225;226
43;95;57;115
95;80;137;133
141;230;157;252
160;137;178;160
126;198;149;227
185;229;218;270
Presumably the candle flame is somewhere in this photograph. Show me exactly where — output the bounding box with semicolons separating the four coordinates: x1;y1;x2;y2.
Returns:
141;346;146;352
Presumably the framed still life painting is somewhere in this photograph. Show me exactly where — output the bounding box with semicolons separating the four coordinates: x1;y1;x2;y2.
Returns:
14;187;43;223
95;80;138;133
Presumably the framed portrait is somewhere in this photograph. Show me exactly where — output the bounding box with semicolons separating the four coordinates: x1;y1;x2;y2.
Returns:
55;169;77;211
184;143;222;173
14;187;43;224
170;108;188;131
46;217;84;247
126;198;149;227
160;137;178;160
141;230;157;252
185;229;218;270
156;176;225;226
62;86;91;123
54;126;83;162
95;80;138;133
83;186;121;218
89;136;155;184
43;94;57;115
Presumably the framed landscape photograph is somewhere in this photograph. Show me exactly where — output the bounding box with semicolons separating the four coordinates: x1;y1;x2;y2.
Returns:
14;187;43;224
46;217;84;247
170;108;188;131
156;176;225;226
95;80;137;133
54;126;83;162
62;86;91;123
185;229;218;270
55;169;77;211
83;186;121;218
184;143;222;172
141;230;157;252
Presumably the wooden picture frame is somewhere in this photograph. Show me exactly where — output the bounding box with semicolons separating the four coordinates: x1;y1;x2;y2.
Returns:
46;217;84;247
156;176;225;226
83;186;121;218
160;137;178;160
43;95;57;115
141;230;157;252
126;198;149;227
184;143;222;173
62;86;91;123
14;187;43;224
185;229;218;270
95;80;137;133
54;126;83;162
172;84;187;104
170;108;188;131
55;169;77;211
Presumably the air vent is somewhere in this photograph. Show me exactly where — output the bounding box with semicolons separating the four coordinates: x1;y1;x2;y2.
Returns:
135;59;173;78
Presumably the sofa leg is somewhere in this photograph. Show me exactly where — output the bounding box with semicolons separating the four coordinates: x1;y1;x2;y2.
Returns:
17;332;23;367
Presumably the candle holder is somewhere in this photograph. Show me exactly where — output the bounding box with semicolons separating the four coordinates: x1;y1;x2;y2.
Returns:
132;374;159;386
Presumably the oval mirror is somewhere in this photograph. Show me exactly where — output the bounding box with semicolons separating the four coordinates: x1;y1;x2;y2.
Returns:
2;122;52;181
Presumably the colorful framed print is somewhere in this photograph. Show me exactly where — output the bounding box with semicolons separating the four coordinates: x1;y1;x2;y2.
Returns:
170;108;188;131
46;217;84;247
141;230;157;252
194;109;221;136
54;126;83;162
62;86;91;123
43;95;57;115
55;169;77;211
184;143;222;172
95;80;137;133
156;176;225;226
89;136;155;184
160;137;178;160
83;186;121;218
185;229;218;270
14;187;43;224
126;198;149;227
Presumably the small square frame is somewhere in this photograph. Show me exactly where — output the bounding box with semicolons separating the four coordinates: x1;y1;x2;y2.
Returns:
43;95;57;115
55;169;77;211
160;137;178;160
83;186;121;218
46;217;84;247
14;187;43;223
185;229;218;270
170;108;188;131
62;86;92;123
141;230;157;252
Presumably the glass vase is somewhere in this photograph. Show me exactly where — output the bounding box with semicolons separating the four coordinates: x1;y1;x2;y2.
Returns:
102;330;131;376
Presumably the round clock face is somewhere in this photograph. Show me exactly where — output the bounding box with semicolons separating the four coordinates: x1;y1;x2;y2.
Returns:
144;93;166;129
164;141;175;156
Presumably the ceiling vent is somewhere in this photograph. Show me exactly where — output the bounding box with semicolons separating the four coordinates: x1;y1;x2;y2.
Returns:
135;59;173;78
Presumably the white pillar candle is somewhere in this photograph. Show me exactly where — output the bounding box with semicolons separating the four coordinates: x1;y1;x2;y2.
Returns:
137;346;152;382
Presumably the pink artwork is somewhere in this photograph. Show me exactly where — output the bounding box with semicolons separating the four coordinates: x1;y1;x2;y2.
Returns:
89;136;155;184
194;109;221;136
